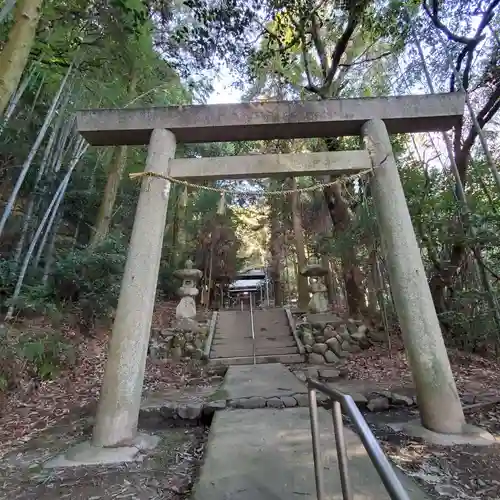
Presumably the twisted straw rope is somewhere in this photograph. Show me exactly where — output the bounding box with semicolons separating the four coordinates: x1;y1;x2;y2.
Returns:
129;167;373;197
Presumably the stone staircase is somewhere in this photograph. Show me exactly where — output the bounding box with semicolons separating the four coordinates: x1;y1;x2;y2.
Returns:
209;308;305;365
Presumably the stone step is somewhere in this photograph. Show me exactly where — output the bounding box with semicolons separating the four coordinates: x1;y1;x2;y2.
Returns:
213;339;297;347
209;353;305;365
211;347;299;357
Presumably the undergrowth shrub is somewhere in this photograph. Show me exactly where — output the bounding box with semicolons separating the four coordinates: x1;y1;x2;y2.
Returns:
51;235;126;317
0;328;75;394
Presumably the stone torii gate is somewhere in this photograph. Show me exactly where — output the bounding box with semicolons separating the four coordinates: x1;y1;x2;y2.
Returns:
76;93;467;454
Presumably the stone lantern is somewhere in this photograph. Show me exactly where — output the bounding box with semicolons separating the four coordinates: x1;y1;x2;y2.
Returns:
174;259;202;319
301;260;329;314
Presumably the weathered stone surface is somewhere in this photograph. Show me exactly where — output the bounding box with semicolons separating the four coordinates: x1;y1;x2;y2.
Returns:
178;402;203;420
294;393;309;407
308;287;329;314
368;329;387;342
159;402;178;419
350;331;366;342
307;313;343;326
308;353;325;364
305;345;312;353
203;400;227;416
312;343;328;355
170;346;183;360
318;369;341;382
302;332;314;346
341;340;351;352
281;396;298;408
240;397;267;409
367;396;390;412
346;321;357;335
326;337;342;356
390;392;415;406
324;350;340;364
314;335;325;343
78;93;465;147
294;371;307;383
192;348;203;360
349;344;361;354
358;324;369;335
176;296;197;319
323;326;336;340
266;397;285;409
338;325;351;341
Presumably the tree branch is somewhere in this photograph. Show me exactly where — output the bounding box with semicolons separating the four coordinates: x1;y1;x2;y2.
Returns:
456;83;500;180
322;8;360;92
338;50;392;68
422;0;478;44
310;12;329;78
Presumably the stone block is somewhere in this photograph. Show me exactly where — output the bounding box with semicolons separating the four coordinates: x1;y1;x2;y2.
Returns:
240;397;267;409
281;396;298;408
367;396;390;412
178;402;203;420
324;350;340;364
326;338;342;356
308;353;325;364
312;343;328;355
318;369;341;382
266;397;285;409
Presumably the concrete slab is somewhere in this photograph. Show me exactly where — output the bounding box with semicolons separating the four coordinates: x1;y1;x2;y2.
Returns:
192;407;428;500
389;420;496;446
44;433;159;468
76;93;465;146
222;363;307;400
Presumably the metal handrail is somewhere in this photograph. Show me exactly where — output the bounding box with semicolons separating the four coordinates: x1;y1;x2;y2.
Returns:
249;293;256;365
306;378;411;500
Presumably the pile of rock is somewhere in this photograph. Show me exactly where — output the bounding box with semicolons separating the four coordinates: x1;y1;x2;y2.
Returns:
366;390;416;412
150;317;209;361
295;313;375;365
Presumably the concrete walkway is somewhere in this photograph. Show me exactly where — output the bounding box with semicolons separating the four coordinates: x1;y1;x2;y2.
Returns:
193;364;428;500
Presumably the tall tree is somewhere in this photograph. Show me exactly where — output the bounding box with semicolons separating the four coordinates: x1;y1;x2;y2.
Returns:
0;0;44;116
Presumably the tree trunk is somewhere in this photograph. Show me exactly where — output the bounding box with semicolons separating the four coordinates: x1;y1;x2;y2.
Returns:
269;184;283;307
90;145;129;246
0;0;44;116
323;181;364;316
289;178;309;309
0;61;72;239
366;250;378;314
90;68;138;247
6;140;86;319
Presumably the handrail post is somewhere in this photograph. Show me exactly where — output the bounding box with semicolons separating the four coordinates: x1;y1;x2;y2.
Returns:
307;378;411;500
332;400;352;500
249;292;256;365
308;387;325;500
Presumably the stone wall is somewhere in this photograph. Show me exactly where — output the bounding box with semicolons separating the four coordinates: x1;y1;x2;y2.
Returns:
295;313;385;365
149;317;209;361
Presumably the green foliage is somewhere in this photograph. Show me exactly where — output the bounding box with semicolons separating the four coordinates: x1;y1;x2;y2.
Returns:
0;328;74;393
51;235;127;316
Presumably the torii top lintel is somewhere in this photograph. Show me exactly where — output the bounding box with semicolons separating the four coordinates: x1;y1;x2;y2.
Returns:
76;93;465;147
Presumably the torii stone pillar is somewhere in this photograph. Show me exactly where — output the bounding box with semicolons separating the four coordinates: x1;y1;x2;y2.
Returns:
362;118;465;434
93;128;176;447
